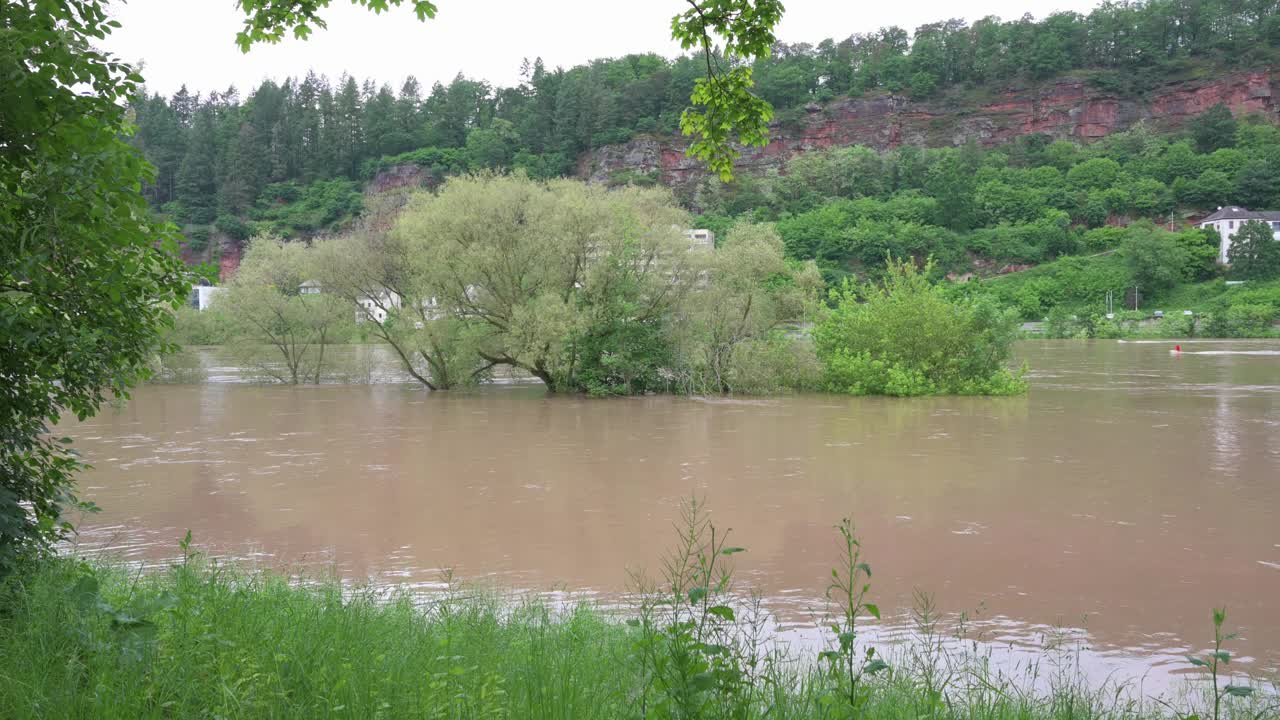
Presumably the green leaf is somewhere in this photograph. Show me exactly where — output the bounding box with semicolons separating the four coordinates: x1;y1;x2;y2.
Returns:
1186;656;1209;667
707;605;736;622
865;603;881;620
864;658;890;674
688;587;708;605
720;547;746;555
1223;685;1253;697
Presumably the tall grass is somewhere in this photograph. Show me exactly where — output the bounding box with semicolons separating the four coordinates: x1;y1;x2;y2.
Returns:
1;511;1274;720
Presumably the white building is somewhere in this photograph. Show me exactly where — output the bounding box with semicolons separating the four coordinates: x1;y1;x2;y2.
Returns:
356;289;401;324
188;284;226;311
685;228;715;251
298;279;323;295
1196;206;1280;264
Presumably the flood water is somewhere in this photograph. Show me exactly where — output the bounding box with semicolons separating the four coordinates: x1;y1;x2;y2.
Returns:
66;340;1280;687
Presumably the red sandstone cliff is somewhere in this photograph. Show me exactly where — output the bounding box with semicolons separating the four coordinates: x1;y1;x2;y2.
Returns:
576;70;1278;195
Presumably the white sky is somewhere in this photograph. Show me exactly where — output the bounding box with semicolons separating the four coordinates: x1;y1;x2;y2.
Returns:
104;0;1107;97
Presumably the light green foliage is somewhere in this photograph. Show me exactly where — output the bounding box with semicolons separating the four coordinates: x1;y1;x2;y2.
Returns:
1221;303;1277;337
234;0;438;50
222;237;353;384
395;174;697;393
772;146;887;211
312;219;487;391
1123;222;1194;293
1178;608;1256;720
165;306;236;346
671;0;785;181
464;118;520;170
815;258;1026;396
1066;157;1121;191
678;223;823;393
4;518;1272;719
1227;220;1280;281
0;0;190;572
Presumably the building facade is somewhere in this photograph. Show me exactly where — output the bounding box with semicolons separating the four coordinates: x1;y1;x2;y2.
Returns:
1196;206;1280;264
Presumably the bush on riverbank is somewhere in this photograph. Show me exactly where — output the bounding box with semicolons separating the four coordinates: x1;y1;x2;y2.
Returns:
816;258;1027;396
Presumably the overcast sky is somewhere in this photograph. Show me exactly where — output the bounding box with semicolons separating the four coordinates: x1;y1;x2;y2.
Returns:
104;0;1106;97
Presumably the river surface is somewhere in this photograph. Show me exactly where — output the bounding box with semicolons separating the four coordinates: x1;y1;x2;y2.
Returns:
66;340;1280;688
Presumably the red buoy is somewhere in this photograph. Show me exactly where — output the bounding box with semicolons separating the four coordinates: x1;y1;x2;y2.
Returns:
1175;344;1181;353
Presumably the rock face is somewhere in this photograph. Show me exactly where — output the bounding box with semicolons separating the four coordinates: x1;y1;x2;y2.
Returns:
577;70;1278;195
367;164;432;194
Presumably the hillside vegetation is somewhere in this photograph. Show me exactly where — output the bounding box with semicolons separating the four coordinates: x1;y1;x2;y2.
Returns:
129;0;1280;333
129;0;1279;235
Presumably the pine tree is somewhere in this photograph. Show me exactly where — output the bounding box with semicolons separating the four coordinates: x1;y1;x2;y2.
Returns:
175;107;219;224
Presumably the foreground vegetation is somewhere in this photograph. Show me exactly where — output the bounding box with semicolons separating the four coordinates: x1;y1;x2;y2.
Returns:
2;506;1273;719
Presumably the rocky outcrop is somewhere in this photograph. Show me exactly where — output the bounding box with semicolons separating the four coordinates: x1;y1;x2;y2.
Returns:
577;69;1278;195
218;240;241;282
367;164;430;193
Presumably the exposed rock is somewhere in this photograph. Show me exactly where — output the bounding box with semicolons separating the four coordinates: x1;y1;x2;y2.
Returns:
219;240;241;282
577;70;1279;197
367;164;433;194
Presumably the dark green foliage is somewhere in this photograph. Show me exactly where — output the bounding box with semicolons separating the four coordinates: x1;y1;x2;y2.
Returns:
250;179;363;237
1190;103;1238;153
129;0;1280;228
184;226;211;254
1;0;190;572
214;214;251;242
1228;220;1280;280
575;318;674;397
1124;222;1194;293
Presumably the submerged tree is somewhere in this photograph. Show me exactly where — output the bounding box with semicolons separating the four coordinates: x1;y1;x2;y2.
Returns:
312;198;487;390
680;223;823;393
394;173;700;393
814;257;1025;396
223;238;351;384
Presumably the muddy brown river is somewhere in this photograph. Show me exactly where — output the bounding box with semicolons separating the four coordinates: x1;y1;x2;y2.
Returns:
66;340;1279;687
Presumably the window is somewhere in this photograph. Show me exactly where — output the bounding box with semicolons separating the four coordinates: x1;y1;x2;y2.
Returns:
1228;221;1235;229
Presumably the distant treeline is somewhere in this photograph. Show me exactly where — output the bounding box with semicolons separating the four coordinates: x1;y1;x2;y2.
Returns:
129;0;1280;230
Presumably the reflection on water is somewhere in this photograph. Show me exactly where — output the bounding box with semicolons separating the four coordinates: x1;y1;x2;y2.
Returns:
67;340;1280;688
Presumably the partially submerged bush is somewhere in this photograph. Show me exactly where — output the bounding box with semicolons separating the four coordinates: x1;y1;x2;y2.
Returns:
815;257;1027;396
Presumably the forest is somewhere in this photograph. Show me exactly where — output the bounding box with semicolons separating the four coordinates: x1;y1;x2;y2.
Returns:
129;0;1280;232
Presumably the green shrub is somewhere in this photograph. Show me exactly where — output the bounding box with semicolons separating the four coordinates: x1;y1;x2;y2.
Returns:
814;257;1026;396
1224;303;1276;337
251;179;364;237
214;214;251;242
166;305;235;346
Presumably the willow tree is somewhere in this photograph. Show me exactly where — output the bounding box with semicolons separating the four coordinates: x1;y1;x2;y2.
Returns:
313;223;485;391
222;238;351;384
395;174;700;393
681;223;823;393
